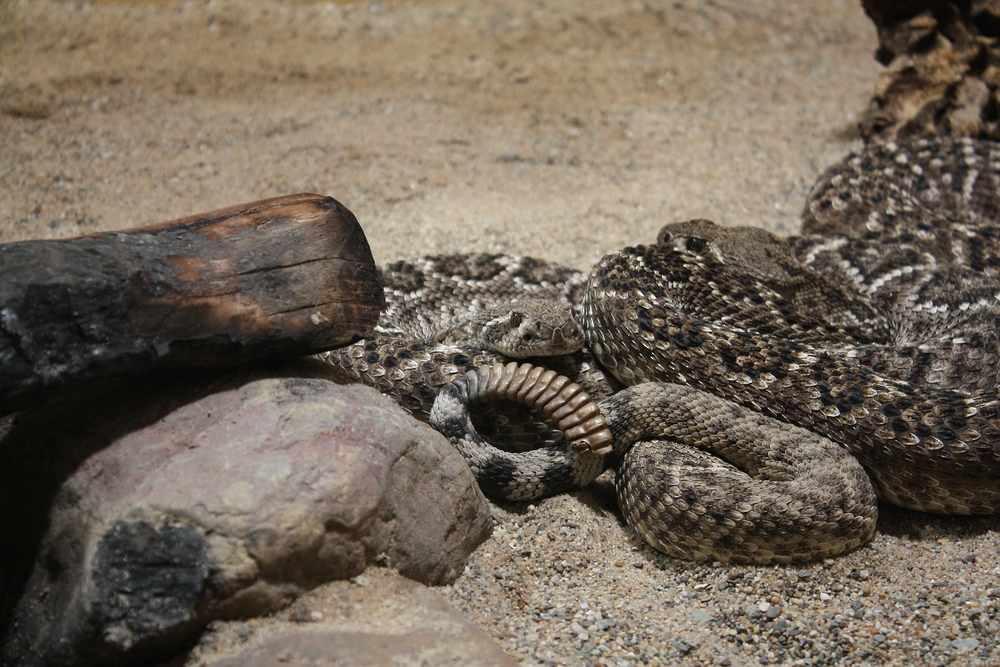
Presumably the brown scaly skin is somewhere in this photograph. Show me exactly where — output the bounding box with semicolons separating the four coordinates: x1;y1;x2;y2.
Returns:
585;138;1000;517
327;137;1000;562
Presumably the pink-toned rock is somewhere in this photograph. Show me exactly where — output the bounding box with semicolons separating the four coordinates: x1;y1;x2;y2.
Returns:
0;363;492;667
185;568;518;667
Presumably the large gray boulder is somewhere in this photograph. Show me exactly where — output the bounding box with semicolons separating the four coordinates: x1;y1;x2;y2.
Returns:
0;363;492;667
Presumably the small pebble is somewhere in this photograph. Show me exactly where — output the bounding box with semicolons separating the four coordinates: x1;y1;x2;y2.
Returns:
952;638;980;652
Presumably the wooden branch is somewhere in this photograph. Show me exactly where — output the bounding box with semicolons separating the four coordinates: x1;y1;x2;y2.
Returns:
0;193;384;413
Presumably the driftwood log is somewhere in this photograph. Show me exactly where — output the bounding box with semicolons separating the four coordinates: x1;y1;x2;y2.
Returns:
861;0;1000;141
0;193;384;413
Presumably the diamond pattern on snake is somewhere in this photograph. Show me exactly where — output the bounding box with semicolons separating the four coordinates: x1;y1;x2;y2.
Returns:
321;137;1000;564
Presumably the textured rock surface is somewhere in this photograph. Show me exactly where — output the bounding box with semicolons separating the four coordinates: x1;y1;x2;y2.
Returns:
181;568;518;667
861;0;1000;141
0;363;492;667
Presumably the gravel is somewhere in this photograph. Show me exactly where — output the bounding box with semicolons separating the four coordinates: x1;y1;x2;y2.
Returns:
443;490;1000;666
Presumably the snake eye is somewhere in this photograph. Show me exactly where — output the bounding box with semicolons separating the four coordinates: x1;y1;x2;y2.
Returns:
509;311;522;327
685;237;708;253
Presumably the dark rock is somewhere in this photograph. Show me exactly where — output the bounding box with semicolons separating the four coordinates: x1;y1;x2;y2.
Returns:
0;362;492;667
93;521;210;649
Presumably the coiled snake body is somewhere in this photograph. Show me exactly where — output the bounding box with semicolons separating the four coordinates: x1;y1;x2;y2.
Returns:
324;138;1000;563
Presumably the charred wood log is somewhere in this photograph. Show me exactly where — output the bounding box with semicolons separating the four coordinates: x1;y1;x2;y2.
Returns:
0;193;383;413
861;0;1000;141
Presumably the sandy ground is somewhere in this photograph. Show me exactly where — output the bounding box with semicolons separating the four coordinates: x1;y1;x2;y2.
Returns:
3;0;1000;665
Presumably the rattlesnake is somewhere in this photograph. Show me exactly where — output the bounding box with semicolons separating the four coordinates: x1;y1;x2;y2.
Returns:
324;137;1000;563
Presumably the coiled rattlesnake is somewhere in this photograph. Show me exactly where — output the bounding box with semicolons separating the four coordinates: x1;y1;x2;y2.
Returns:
323;137;1000;563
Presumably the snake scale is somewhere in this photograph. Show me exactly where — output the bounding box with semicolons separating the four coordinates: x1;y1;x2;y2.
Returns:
323;137;1000;563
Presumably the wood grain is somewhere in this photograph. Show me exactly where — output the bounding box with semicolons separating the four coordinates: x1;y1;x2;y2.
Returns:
0;193;384;412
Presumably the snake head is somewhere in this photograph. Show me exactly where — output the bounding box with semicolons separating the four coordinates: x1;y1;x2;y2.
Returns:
656;218;723;257
474;299;585;358
657;219;804;285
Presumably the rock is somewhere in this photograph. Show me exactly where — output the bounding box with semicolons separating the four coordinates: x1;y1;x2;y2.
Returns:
0;361;492;667
181;568;519;667
951;637;981;653
860;0;1000;141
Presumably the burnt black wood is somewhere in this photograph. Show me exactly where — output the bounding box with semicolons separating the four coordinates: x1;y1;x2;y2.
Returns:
0;193;384;413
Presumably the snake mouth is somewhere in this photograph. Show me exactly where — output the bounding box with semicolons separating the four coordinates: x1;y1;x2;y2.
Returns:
442;361;615;456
